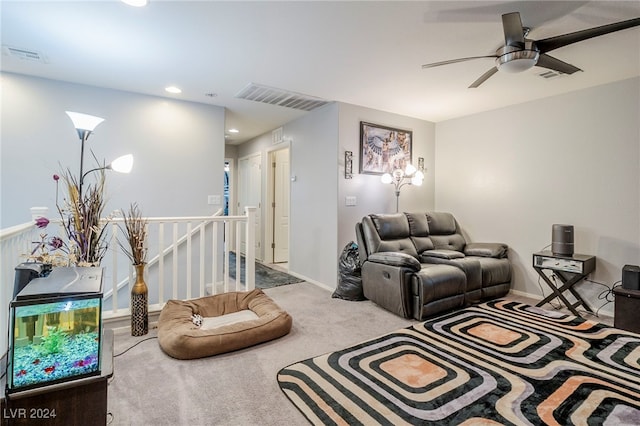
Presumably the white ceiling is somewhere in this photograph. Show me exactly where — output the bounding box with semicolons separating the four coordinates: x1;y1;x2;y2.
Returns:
2;1;639;144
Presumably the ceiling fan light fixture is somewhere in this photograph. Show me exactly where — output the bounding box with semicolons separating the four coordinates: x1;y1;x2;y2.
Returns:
496;50;539;73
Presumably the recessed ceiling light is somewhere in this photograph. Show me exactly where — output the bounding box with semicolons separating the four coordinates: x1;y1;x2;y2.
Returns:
121;0;148;7
228;128;239;133
165;86;182;94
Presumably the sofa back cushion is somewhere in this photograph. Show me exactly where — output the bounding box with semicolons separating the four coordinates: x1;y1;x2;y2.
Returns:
426;212;466;251
361;214;419;259
405;212;435;253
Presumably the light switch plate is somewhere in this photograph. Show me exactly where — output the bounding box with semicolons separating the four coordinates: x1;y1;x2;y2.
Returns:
208;195;221;205
345;196;357;206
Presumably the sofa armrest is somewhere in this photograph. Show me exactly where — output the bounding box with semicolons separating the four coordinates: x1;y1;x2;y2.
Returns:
367;252;421;272
361;261;414;318
464;242;508;259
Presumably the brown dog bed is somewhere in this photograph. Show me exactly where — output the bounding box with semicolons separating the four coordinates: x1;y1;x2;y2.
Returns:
157;289;292;359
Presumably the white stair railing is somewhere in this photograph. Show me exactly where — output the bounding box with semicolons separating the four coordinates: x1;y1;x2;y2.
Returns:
0;206;256;354
0;222;40;357
102;206;257;318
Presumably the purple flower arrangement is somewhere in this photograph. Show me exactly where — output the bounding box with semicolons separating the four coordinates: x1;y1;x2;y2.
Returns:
29;169;110;267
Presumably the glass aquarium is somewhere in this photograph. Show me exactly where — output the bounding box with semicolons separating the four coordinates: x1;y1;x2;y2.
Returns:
7;267;103;393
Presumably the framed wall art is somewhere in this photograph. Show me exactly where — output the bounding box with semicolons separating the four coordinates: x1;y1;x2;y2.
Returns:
359;121;412;175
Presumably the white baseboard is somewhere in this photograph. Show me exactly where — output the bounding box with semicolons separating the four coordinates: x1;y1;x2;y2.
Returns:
286;270;334;293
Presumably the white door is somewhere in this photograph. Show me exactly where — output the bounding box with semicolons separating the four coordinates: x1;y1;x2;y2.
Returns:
273;148;290;263
238;153;262;259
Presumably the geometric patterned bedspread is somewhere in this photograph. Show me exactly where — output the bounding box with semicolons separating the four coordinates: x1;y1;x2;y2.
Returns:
277;300;640;425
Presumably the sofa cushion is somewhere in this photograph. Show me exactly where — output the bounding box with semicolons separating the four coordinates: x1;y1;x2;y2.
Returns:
426;212;466;251
361;215;419;259
426;212;458;234
464;242;508;259
405;213;435;253
421;249;465;260
430;234;466;251
371;213;411;239
469;257;512;286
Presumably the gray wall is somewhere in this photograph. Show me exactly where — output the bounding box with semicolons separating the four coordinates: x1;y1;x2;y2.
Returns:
337;103;436;253
1;73;226;227
287;104;340;287
435;77;640;316
233;103;340;287
233;101;436;289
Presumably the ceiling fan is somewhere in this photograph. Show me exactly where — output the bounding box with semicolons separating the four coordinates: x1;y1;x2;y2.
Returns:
422;12;640;88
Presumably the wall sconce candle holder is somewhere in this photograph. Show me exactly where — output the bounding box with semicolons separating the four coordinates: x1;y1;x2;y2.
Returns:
345;151;353;179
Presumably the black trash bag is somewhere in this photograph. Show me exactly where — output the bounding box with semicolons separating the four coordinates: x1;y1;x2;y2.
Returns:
332;241;365;301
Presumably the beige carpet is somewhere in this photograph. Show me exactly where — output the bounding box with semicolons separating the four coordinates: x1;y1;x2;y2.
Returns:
106;283;613;425
106;282;417;425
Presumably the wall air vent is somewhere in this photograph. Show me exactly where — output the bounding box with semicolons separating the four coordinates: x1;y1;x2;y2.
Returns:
2;45;47;63
235;83;330;112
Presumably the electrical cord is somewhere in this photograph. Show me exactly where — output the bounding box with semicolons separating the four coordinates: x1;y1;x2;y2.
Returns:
534;243;618;321
114;336;157;357
587;279;622;317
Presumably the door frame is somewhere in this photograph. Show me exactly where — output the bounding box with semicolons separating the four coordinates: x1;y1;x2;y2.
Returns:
224;158;235;215
265;142;291;265
224;157;235;247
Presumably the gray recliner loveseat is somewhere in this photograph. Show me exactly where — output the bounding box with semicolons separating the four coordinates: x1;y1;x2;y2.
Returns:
355;212;511;320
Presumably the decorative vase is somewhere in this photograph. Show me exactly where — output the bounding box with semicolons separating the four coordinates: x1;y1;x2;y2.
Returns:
131;263;148;336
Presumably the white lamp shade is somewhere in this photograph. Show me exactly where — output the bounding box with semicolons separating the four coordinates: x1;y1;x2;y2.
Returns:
405;164;417;175
65;111;105;132
415;170;425;180
411;176;423;186
110;154;134;173
381;173;393;184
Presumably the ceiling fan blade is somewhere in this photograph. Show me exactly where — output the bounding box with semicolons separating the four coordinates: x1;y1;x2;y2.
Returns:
469;67;498;88
502;12;525;47
422;55;497;69
536;17;640;53
536;54;582;75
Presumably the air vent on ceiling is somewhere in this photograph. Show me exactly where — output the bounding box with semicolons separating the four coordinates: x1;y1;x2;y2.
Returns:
537;70;565;80
235;83;330;112
2;45;47;63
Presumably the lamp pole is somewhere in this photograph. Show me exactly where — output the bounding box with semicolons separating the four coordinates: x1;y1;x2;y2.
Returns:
78;130;91;201
381;164;425;213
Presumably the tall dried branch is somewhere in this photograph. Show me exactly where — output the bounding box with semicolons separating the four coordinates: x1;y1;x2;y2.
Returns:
118;203;148;265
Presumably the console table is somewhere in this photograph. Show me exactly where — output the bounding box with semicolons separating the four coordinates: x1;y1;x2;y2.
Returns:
532;251;596;317
1;329;113;425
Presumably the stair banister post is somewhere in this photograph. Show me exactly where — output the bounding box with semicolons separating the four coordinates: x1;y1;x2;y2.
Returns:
245;206;256;290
